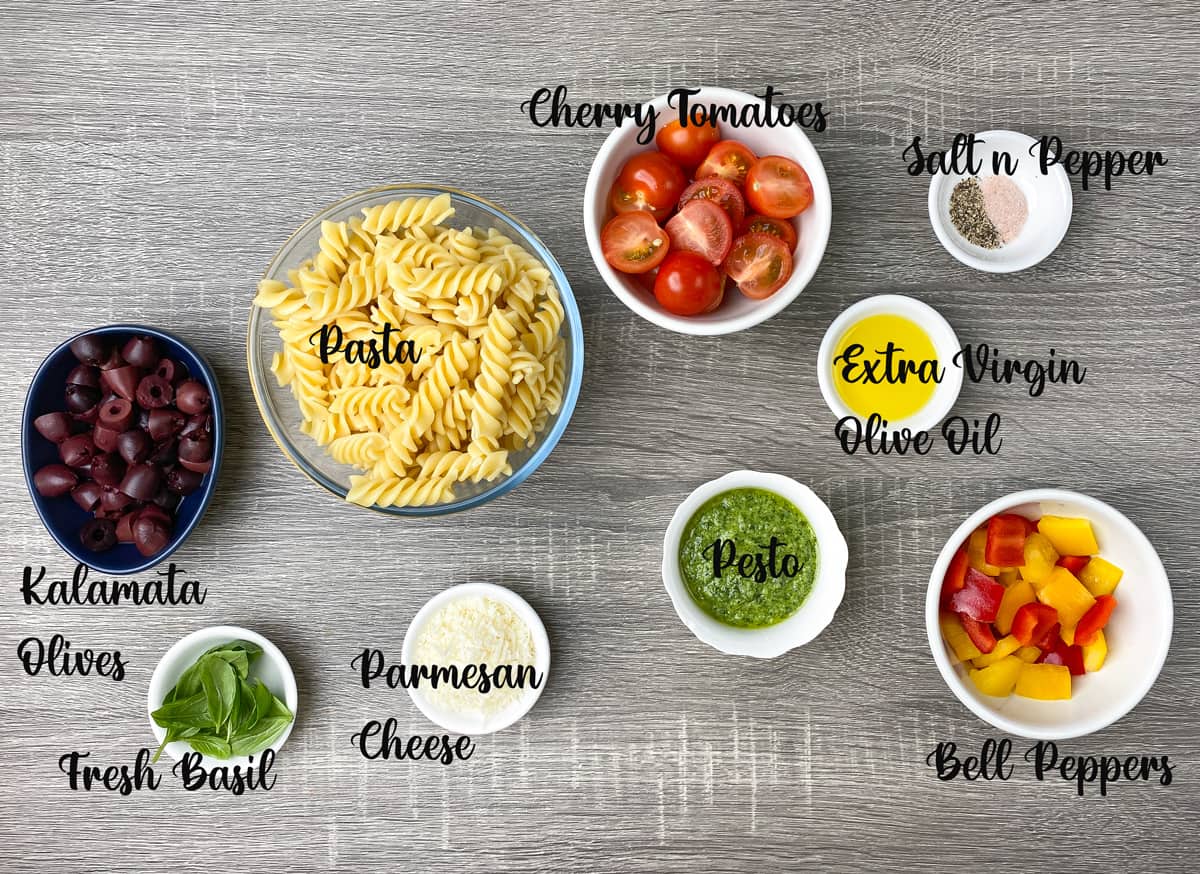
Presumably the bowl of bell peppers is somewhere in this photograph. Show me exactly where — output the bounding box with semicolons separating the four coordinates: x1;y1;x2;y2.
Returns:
926;488;1172;739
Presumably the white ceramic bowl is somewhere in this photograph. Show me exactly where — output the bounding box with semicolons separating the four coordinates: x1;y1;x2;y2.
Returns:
148;625;299;766
929;129;1072;273
584;87;832;335
402;582;550;734
817;294;963;434
662;470;847;658
926;489;1172;739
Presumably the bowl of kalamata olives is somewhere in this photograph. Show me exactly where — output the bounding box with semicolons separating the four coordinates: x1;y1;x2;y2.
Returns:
21;325;224;574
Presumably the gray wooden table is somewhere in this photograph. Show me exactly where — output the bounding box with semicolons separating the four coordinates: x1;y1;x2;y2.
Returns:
2;2;1197;871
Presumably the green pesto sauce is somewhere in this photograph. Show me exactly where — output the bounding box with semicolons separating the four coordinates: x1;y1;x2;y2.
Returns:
678;487;818;628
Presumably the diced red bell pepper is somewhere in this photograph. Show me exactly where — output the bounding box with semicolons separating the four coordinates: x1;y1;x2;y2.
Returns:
949;568;1005;622
1057;555;1090;574
940;544;970;609
985;514;1028;567
1020;517;1037;536
1032;621;1062;651
959;614;996;655
1011;602;1059;647
1039;641;1086;676
1074;594;1117;646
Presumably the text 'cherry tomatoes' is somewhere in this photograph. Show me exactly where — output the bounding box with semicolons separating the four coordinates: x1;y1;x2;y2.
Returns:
744;155;814;219
678;177;746;228
609;152;687;221
664;199;733;266
653;251;724;316
600;211;670;274
739;213;798;249
724;233;794;300
696;140;758;188
655;119;721;170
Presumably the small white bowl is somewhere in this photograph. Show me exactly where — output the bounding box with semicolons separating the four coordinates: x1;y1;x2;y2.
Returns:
817;294;963;434
926;489;1173;739
148;625;299;766
661;470;847;658
929;129;1072;273
584;86;832;335
402;582;550;735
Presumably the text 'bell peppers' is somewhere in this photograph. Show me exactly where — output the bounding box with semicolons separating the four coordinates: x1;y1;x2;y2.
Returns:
949;568;1005;622
1074;595;1116;646
985;513;1028;567
959;614;997;655
940;544;969;609
1056;554;1089;574
1011;602;1059;647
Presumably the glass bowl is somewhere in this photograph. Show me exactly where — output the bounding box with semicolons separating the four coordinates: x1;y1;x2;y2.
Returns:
247;184;584;516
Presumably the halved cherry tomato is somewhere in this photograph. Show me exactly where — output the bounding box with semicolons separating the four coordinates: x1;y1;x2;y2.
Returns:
724;233;793;300
600;211;670;274
609;152;687;222
696;140;758;187
745;155;814;218
655;119;721;170
739;213;798;249
653;251;724;316
678;177;746;228
664;200;733;266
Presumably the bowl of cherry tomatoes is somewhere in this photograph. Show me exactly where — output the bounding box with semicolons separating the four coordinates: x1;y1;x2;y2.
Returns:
584;86;831;335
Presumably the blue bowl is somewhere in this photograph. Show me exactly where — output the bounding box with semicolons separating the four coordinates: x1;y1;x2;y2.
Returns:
22;325;224;574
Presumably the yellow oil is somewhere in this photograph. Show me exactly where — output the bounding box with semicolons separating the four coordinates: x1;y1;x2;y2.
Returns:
832;314;939;421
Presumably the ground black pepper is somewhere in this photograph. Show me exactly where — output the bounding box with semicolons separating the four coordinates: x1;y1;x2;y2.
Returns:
949;177;1001;249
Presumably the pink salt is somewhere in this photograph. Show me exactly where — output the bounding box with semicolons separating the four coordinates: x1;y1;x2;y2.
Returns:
979;175;1028;244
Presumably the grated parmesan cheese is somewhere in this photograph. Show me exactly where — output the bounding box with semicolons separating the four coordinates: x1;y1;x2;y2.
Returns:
411;595;538;719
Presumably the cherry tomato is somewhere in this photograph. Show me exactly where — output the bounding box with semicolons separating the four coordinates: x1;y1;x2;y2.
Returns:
724;233;793;300
655;119;721;170
744;155;814;219
696;140;758;187
609;152;687;221
600;211;670;274
677;177;746;228
653;251;724;316
739;213;798;250
664;200;733;266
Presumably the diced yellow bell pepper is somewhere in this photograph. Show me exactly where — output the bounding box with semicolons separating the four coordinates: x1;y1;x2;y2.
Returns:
1037;567;1097;629
1016;646;1042;663
969;655;1024;697
1022;533;1060;585
995;579;1035;635
1082;629;1108;672
968;527;1000;575
1015;662;1072;700
940;612;982;662
1079;557;1123;597
1037;515;1099;556
998;568;1020;587
1060;623;1077;645
972;634;1021;668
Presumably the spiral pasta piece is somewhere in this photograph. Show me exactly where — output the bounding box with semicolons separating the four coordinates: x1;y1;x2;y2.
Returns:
360;194;455;235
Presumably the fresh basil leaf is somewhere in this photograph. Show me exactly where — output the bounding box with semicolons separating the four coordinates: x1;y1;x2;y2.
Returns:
268;693;293;720
163;659;205;704
201;658;238;729
206;649;251;679
229;716;291;757
151;692;213;729
186;734;232;759
234;677;260;731
253;680;276;722
152;727;177;764
203;640;263;661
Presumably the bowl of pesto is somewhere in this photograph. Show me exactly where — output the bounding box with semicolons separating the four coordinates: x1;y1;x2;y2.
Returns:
662;470;848;658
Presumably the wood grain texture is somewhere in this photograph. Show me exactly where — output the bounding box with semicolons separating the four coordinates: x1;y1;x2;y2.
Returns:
1;0;1198;870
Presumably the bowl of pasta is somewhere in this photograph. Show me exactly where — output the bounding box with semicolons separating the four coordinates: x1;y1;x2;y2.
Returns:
247;184;583;515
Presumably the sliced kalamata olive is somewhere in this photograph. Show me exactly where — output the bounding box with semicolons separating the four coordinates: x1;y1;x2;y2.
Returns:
178;431;213;463
98;397;135;431
119;463;162;500
132;514;172;557
80;518;118;552
98;346;125;371
116;429;151;464
175;379;211;414
92;424;122;453
121;335;160;369
34;411;74;443
181;413;211;438
147;408;186;441
155;358;178;383
66;364;101;388
71;480;104;512
116;510;139;543
59;433;96;468
165;466;203;495
89;452;126;488
70;334;109;366
150;439;178;465
179;456;213;474
152;488;181;511
33;464;78;497
136;374;173;409
65;384;101;415
101;365;142;402
99;486;134;512
138;503;171;524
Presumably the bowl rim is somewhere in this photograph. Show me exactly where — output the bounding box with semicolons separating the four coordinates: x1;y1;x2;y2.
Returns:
661;470;848;658
924;487;1173;739
400;582;551;734
247;183;584;516
816;293;964;433
147;624;299;765
583;86;833;336
21;323;225;575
